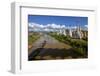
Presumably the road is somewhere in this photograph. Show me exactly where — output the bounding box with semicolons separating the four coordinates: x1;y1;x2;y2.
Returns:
28;33;78;60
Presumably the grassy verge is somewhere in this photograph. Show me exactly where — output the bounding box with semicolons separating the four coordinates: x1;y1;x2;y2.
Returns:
28;32;41;50
49;32;88;58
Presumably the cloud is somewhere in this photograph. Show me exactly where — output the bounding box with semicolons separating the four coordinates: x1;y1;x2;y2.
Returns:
47;23;60;28
29;22;44;28
71;26;77;29
28;22;65;29
28;22;87;32
84;25;88;28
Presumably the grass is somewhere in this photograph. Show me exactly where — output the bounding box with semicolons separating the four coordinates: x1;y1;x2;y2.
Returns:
49;32;88;58
28;32;41;49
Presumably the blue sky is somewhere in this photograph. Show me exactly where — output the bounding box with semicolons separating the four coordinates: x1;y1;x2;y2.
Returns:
28;15;88;27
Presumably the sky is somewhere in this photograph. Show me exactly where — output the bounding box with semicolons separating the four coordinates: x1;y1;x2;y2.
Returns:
28;15;88;27
28;15;88;32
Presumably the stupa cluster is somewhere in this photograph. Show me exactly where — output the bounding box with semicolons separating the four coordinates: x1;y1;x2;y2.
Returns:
56;26;88;39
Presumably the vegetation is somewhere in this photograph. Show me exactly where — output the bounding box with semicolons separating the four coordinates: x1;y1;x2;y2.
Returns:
49;32;88;58
82;37;88;41
28;32;41;49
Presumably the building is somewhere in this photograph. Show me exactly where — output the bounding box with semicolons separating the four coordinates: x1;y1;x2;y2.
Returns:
56;26;88;39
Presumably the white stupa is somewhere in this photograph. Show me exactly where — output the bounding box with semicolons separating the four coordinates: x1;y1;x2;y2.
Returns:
69;28;72;37
77;26;82;39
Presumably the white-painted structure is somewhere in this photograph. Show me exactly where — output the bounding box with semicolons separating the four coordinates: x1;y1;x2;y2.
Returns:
55;26;87;39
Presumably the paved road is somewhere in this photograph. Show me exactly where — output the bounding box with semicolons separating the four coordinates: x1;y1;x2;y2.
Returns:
28;34;71;54
28;33;78;60
28;34;46;55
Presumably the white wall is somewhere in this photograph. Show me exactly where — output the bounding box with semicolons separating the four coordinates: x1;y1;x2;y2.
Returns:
0;0;100;76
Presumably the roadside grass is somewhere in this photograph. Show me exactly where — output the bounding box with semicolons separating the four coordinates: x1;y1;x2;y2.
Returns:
49;32;88;58
28;32;41;50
